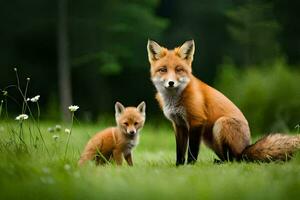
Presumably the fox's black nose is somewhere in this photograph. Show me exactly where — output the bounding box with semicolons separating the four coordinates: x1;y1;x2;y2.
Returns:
168;81;174;87
129;131;135;135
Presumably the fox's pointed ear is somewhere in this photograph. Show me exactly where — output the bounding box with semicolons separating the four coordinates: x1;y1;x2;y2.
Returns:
137;101;146;116
115;102;125;117
147;40;164;62
178;40;195;62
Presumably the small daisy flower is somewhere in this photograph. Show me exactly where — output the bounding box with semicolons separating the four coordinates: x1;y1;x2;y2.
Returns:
30;95;40;102
26;98;30;101
15;114;29;121
68;105;79;112
65;128;71;134
55;125;62;132
52;134;59;141
47;127;54;133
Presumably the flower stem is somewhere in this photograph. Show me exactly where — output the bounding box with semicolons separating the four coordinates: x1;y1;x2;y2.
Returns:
18;121;27;150
64;112;74;159
0;100;3;118
13;69;49;156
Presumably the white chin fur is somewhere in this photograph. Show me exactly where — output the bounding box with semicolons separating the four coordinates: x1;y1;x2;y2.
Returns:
152;76;190;94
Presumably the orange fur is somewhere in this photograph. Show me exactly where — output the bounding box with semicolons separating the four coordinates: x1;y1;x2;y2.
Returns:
78;102;146;166
147;40;300;164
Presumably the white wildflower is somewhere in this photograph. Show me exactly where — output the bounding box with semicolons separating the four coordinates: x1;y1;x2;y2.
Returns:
68;105;79;112
65;128;71;134
52;134;59;140
47;127;54;133
64;164;71;171
55;125;62;132
26;98;30;101
30;95;40;102
15;114;29;121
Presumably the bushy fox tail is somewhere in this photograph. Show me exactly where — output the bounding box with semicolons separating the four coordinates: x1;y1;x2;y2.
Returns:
241;134;300;162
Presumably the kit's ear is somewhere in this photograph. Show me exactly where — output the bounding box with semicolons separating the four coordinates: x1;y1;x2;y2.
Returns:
137;101;146;116
115;102;125;117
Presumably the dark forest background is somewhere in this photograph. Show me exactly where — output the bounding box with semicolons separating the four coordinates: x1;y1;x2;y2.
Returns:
0;0;299;134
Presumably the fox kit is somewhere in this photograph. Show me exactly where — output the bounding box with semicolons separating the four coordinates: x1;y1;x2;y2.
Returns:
147;39;300;165
78;101;146;166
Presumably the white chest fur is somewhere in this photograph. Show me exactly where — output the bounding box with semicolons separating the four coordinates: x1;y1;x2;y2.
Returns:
151;76;190;128
161;93;188;127
123;136;139;156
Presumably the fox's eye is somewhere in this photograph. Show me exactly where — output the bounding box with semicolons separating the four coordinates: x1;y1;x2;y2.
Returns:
176;67;184;73
158;67;167;73
134;122;138;126
124;122;129;126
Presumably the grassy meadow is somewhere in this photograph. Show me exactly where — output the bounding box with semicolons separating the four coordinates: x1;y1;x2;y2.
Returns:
0;119;300;200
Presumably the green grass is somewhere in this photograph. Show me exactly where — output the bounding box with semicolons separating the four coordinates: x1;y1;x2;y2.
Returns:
0;121;300;200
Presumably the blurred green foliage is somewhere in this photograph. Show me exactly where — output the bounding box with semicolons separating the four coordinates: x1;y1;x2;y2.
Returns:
215;59;300;134
226;2;281;66
70;0;168;74
0;0;299;130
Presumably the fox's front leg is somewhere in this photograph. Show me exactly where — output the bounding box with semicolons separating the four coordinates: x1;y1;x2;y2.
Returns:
187;126;202;164
124;153;133;166
113;149;123;165
174;124;189;166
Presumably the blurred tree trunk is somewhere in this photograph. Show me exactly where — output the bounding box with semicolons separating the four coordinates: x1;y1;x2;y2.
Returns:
58;0;72;122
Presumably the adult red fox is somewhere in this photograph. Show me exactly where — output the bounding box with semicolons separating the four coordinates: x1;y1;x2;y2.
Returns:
78;102;146;166
147;39;300;165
